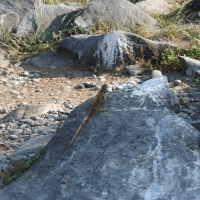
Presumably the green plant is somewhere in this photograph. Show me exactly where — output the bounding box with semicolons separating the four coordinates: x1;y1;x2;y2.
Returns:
151;0;200;44
82;17;117;35
194;77;200;85
0;3;62;60
161;46;200;71
0;148;45;185
0;32;59;60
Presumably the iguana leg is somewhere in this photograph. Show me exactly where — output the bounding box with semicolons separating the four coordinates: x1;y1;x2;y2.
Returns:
103;94;106;102
96;104;103;112
96;96;106;112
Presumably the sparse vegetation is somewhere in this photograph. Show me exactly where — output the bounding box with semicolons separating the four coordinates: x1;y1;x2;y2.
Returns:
0;32;59;59
43;0;144;5
0;0;199;72
195;77;200;85
0;148;45;185
44;0;92;6
161;46;200;71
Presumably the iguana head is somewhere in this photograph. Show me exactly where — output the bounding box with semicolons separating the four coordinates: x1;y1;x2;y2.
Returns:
101;84;108;91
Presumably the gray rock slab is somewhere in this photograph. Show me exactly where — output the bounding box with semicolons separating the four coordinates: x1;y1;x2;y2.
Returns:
152;69;163;78
169;90;181;113
179;56;200;78
168;73;184;82
0;77;200;199
0;0;34;21
80;81;97;88
174;79;182;86
29;49;70;68
74;0;159;32
60;31;175;70
0;12;19;32
125;65;147;76
192;121;200;132
14;134;54;156
9;135;18;140
9;129;23;135
16;4;80;37
136;0;174;14
1;103;60;122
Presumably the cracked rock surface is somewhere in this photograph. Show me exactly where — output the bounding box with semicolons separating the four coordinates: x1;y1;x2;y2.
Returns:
0;77;199;199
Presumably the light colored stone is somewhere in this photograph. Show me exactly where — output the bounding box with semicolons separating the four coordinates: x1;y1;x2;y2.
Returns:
50;66;57;70
11;90;20;95
152;70;162;78
80;82;97;88
125;65;147;76
9;129;23;135
2;103;60;122
0;12;19;31
9;135;18;140
179;56;200;78
174;79;182;86
0;108;7;114
35;89;42;92
136;0;173;14
74;84;85;89
57;114;68;121
74;0;159;32
63;102;73;109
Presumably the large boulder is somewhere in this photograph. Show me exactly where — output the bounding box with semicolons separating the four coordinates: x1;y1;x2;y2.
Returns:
0;0;35;32
74;0;159;33
178;56;200;78
14;134;54;156
29;48;71;68
60;31;175;70
0;0;43;33
185;0;200;12
0;0;35;20
16;4;80;37
0;77;200;199
1;103;60;122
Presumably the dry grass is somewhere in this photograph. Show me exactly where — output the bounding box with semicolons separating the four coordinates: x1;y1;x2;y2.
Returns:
1;0;199;72
43;0;92;6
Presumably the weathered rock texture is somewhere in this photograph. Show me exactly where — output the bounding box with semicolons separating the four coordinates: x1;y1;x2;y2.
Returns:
16;4;80;37
74;0;159;32
0;12;19;32
136;0;174;14
179;56;200;78
0;0;34;20
0;77;200;199
1;103;59;122
184;0;200;12
29;49;71;68
60;31;175;70
14;134;54;156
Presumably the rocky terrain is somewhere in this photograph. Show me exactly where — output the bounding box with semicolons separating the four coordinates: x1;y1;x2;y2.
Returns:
0;0;200;199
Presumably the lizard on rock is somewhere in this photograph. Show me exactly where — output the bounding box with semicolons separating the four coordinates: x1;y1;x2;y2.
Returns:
69;84;108;145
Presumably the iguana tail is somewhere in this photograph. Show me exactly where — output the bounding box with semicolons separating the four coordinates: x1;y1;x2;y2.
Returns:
69;115;91;145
